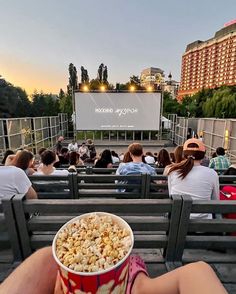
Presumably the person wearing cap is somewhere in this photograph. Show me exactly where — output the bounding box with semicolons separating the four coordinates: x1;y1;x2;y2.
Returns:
167;138;219;219
209;147;230;170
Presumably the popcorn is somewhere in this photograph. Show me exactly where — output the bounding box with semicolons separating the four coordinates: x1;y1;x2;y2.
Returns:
56;213;131;273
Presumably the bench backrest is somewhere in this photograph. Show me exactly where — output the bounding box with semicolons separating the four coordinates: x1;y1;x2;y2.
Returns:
145;175;168;199
219;175;236;187
0;196;22;261
73;174;147;198
175;195;236;261
12;194;182;262
29;174;75;199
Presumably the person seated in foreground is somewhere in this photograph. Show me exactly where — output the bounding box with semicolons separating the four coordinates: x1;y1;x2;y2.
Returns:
33;150;69;176
0;165;37;199
0;247;227;294
167;138;219;219
209;147;230;170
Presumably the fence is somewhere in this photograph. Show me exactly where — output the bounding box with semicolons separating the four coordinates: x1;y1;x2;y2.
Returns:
169;115;236;163
198;118;236;162
0;113;68;158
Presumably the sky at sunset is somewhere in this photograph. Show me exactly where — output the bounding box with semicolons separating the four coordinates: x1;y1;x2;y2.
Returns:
0;0;235;95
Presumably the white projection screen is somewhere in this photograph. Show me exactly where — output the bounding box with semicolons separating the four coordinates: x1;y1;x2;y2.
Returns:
75;92;161;131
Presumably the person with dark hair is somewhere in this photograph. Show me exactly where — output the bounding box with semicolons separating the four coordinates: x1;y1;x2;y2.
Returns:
209;147;230;170
111;150;120;164
168;138;219;219
1;150;14;165
95;149;113;168
34;150;68;176
69;151;83;166
13;150;35;175
58;147;69;165
156;149;171;168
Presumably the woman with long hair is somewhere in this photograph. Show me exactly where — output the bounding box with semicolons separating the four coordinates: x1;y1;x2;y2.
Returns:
95;149;113;168
174;145;184;163
167;138;219;219
156;149;171;168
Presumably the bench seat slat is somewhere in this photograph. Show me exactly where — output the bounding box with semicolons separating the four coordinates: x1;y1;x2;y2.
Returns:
28;216;170;231
188;219;236;232
23;199;172;213
30;234;168;250
185;236;236;249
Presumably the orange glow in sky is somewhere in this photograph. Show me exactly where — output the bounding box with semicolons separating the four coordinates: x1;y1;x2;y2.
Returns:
0;54;66;95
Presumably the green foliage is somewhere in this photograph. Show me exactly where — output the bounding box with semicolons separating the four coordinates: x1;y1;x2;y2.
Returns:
59;92;73;117
181;85;236;118
163;91;181;116
0;79;31;117
31;92;60;116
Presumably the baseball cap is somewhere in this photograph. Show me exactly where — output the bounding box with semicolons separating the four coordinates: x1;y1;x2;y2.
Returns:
183;138;206;152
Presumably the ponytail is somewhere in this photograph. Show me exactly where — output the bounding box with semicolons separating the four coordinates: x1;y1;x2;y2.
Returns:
167;155;195;179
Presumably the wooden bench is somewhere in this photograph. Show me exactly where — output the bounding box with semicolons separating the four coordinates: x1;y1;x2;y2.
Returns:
219;175;236;187
29;174;75;199
175;195;236;292
73;174;147;198
12;194;182;273
0;196;22;281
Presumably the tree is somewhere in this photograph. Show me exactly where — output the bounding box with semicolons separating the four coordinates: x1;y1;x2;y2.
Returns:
59;93;73;117
68;63;78;92
0;79;23;117
163;91;181;116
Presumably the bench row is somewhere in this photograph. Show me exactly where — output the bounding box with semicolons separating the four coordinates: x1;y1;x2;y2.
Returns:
29;173;236;199
1;194;236;269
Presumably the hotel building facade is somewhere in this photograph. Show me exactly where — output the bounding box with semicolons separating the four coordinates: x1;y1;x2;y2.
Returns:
178;21;236;100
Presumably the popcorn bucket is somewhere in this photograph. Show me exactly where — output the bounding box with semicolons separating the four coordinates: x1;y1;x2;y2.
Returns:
52;212;134;294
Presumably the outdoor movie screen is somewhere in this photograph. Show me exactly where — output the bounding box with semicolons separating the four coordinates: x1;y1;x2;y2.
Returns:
75;92;161;130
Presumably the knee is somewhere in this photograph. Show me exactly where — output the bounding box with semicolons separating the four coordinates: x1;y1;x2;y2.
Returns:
33;246;53;260
187;261;213;274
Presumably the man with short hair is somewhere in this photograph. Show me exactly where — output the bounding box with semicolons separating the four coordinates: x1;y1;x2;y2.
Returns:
117;143;156;176
0;166;37;199
209;147;230;170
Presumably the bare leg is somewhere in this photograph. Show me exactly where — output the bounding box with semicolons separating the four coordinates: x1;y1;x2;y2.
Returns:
132;261;227;294
0;247;58;294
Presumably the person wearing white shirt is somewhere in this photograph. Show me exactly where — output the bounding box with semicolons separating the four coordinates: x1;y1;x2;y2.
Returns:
67;141;78;152
33;150;69;176
167;138;219;219
0;166;37;199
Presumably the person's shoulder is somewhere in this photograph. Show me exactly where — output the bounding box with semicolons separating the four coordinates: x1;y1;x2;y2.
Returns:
196;165;218;176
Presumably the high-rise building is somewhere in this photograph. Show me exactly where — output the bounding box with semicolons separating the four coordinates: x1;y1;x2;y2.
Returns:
178;21;236;100
140;67;164;88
